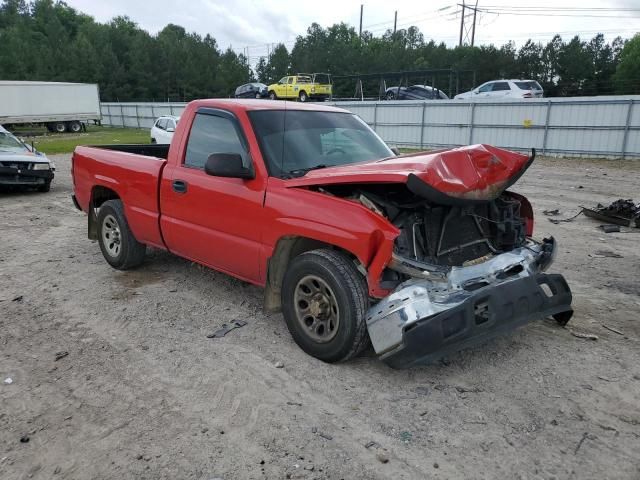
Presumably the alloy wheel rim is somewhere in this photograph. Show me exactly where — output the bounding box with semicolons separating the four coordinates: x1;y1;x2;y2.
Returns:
102;214;122;257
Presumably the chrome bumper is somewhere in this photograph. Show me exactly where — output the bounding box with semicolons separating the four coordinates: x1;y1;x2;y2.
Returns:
366;237;573;368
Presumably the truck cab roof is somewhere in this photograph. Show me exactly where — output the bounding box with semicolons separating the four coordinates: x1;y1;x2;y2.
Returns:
186;98;347;114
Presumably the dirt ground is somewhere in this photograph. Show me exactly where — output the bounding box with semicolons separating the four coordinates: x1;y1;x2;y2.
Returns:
1;154;639;480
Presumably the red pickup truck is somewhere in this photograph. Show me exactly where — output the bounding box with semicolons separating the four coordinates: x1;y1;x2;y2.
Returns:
72;99;573;368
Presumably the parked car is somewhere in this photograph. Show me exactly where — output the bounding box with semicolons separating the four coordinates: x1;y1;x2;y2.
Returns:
454;79;544;100
385;85;449;100
150;115;179;144
235;83;268;99
268;73;332;102
0;125;55;192
72;99;573;368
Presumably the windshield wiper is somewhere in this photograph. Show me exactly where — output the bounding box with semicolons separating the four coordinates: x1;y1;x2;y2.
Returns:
286;164;328;178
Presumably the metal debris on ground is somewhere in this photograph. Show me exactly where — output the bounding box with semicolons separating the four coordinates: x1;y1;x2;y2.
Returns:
206;320;248;338
584;199;640;228
4;377;13;385
592;250;623;258
600;224;621;233
602;325;624;336
548;209;584;224
569;329;598;341
55;351;69;361
543;209;561;216
12;295;23;302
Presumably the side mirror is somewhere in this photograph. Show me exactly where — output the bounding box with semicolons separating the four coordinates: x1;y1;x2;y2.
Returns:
205;153;254;179
390;147;401;156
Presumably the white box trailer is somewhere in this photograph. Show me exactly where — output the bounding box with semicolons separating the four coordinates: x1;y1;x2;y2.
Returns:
0;81;101;133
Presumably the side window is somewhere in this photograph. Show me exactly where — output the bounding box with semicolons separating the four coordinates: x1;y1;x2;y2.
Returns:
279;77;287;84
478;83;493;93
168;120;176;131
287;77;294;84
493;82;510;91
184;113;246;169
156;119;167;130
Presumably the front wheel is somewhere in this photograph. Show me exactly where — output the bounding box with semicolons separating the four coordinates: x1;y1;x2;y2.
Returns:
269;91;277;100
298;91;308;102
97;199;146;270
37;181;51;193
281;249;370;363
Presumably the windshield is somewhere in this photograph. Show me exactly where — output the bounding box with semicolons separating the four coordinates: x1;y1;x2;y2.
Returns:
0;132;27;153
249;110;393;178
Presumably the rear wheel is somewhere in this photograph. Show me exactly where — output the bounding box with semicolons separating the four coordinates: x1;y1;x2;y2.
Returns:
97;199;146;270
51;122;67;133
298;91;308;102
68;120;82;133
281;249;370;363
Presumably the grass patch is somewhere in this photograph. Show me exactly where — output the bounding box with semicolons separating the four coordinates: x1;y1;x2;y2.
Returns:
22;126;150;155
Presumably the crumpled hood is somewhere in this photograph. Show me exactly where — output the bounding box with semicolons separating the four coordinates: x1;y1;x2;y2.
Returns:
284;144;533;201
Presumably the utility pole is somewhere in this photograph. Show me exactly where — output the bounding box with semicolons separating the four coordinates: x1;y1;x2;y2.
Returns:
359;5;363;38
458;2;465;47
458;1;480;47
393;10;397;34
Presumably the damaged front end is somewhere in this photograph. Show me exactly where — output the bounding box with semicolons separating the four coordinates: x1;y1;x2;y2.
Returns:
368;237;572;368
313;146;573;368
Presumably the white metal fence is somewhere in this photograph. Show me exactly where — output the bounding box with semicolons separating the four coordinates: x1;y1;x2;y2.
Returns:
101;96;640;159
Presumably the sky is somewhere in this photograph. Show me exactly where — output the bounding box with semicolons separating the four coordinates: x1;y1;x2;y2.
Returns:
64;0;639;62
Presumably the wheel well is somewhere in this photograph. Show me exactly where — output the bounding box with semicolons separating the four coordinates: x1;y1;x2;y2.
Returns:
88;186;120;239
263;236;362;312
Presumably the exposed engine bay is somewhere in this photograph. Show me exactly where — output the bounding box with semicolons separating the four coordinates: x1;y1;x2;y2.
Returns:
316;182;531;284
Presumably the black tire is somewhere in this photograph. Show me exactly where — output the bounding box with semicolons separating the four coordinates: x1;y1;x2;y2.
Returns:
255;92;261;99
150;138;157;144
386;91;395;100
97;199;146;270
298;90;308;102
281;249;370;363
269;91;277;100
52;122;67;133
68;121;82;133
37;181;51;193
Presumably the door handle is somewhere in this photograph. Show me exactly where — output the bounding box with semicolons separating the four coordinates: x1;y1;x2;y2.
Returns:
172;180;187;194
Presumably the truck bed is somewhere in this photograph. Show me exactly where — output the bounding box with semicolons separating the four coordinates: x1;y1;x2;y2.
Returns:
72;144;168;249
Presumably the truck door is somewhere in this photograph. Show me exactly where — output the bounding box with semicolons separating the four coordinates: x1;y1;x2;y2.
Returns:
159;108;266;283
286;77;295;99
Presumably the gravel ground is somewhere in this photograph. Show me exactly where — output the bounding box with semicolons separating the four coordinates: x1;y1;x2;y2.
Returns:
1;154;639;480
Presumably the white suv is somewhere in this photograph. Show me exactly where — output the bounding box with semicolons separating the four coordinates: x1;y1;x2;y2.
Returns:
454;80;544;100
150;115;180;144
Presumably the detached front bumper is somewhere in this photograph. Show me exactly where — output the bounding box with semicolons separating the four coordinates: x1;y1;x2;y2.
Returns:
367;238;573;368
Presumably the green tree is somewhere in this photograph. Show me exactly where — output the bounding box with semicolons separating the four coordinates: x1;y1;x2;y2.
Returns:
613;34;640;94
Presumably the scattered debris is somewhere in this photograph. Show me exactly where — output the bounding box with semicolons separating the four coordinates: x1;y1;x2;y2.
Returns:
20;435;29;443
543;209;560;216
12;295;23;302
592;250;623;258
600;224;620;233
364;441;380;449
548;209;584;224
375;452;389;464
433;462;440;469
574;432;596;454
584;199;640;228
399;431;412;442
602;325;624;336
414;386;430;396
311;427;317;433
455;385;482;393
569;330;598;341
286;401;302;406
54;351;69;361
274;361;284;369
206;320;247;338
318;431;333;441
597;375;618;382
4;377;13;385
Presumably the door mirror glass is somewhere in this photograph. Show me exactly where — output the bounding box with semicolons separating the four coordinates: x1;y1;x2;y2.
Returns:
390;146;401;156
205;153;254;179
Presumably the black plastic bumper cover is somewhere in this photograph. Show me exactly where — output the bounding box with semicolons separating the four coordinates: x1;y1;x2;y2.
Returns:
0;166;54;185
381;273;573;369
